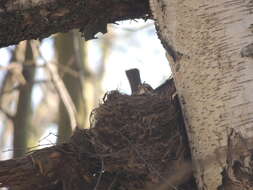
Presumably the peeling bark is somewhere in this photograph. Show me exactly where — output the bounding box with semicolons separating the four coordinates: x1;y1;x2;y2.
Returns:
0;0;150;47
150;0;253;189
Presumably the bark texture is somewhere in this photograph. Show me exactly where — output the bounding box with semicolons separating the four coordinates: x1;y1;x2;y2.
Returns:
0;0;150;48
150;0;253;189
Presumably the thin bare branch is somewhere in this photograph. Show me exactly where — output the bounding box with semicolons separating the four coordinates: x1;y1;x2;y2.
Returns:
46;62;78;130
0;106;14;120
1;80;50;95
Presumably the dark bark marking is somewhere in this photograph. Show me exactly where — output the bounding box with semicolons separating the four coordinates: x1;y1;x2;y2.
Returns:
240;43;253;58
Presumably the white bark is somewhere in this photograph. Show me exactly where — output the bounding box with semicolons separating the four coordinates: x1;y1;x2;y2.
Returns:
150;0;253;189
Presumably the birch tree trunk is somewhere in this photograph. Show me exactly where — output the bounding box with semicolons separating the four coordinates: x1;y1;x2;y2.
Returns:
150;0;253;189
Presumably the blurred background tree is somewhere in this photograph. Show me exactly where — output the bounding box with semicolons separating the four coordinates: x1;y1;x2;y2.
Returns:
0;20;170;160
55;31;88;143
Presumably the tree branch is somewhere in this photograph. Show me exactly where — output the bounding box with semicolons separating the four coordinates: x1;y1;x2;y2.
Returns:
0;0;150;48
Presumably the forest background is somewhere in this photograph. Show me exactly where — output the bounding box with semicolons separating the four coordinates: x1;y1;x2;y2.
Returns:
0;19;170;160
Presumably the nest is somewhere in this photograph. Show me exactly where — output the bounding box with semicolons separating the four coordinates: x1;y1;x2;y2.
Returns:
91;90;183;172
70;83;195;189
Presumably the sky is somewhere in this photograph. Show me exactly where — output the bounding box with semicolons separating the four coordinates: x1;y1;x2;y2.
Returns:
92;19;171;93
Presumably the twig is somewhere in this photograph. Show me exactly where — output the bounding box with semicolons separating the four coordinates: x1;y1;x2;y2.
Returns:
0;61;45;71
58;56;80;78
38;132;58;143
1;80;50;95
93;158;104;190
2;143;56;153
46;62;78;131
